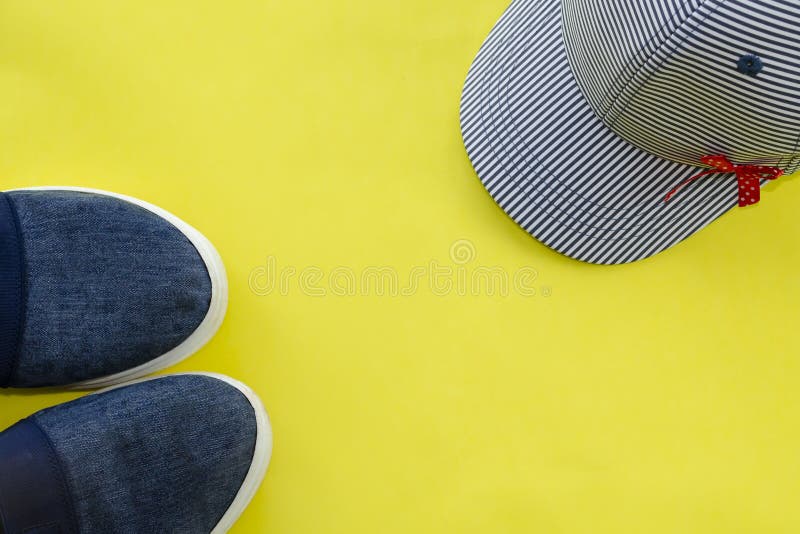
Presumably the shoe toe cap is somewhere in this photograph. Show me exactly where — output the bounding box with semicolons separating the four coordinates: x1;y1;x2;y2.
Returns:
6;189;220;387
32;374;267;533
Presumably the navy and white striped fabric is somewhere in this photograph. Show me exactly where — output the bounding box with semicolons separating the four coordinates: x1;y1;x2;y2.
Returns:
460;0;800;264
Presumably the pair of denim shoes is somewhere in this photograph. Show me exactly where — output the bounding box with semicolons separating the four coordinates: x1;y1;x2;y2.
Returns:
0;187;272;533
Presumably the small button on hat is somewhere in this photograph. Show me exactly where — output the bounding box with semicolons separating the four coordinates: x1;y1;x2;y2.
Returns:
460;0;800;264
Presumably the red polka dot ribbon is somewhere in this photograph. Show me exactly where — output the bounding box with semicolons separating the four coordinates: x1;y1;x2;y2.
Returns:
664;155;784;207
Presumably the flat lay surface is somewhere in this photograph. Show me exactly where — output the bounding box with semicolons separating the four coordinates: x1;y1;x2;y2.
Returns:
2;1;800;532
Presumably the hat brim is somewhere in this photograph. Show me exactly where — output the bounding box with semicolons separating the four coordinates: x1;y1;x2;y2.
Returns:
460;0;742;264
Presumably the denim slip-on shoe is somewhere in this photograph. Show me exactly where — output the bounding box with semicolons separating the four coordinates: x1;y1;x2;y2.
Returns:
0;373;272;534
0;186;227;389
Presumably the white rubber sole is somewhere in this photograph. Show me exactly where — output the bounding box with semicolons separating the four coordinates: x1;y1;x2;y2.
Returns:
95;373;273;534
6;186;229;390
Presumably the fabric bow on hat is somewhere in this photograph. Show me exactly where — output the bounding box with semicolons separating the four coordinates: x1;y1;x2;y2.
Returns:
665;155;784;207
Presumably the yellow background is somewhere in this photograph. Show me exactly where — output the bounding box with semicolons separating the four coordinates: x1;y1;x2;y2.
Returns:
2;1;800;532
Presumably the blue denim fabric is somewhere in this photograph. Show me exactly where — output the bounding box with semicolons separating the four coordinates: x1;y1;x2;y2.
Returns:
5;191;212;387
30;375;257;533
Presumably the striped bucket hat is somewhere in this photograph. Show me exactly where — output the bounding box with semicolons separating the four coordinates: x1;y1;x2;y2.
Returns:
460;0;800;264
